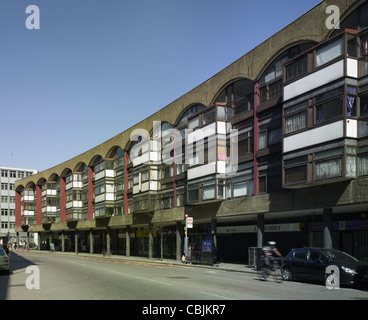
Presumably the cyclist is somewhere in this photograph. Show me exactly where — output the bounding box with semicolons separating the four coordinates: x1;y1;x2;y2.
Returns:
261;241;282;278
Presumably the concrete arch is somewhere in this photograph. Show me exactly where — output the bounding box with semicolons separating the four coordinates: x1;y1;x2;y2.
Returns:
174;103;206;129
105;146;125;159
255;40;317;83
74;162;88;172
210;77;254;106
48;173;59;182
60;168;72;178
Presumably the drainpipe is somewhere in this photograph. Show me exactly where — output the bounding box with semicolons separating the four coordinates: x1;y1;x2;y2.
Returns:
253;82;259;196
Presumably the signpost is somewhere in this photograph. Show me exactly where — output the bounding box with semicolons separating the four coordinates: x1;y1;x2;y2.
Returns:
184;215;193;262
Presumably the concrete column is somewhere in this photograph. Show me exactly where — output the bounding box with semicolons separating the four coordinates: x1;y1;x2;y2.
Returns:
75;231;78;253
126;226;130;257
106;228;110;252
176;221;182;261
211;219;217;264
148;225;153;259
89;229;94;254
61;232;65;252
37;232;41;250
257;214;264;248
323;208;333;249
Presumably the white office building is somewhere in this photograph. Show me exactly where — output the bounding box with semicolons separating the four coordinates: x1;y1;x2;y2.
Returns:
1;166;38;245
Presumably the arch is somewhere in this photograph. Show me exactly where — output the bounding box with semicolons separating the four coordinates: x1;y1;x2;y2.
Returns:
48;173;60;182
74;162;88;172
36;177;47;186
256;41;317;85
60;167;72;178
175;103;206;131
88;155;104;167
328;0;368;39
211;78;254;106
105;146;125;159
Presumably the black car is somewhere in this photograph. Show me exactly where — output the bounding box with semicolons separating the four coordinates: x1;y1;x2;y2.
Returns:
1;244;9;255
282;248;368;286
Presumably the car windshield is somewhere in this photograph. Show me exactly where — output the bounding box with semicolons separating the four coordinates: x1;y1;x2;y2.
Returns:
0;248;5;256
319;249;358;263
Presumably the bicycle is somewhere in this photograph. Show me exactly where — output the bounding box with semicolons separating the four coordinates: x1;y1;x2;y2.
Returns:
102;249;112;257
259;257;283;283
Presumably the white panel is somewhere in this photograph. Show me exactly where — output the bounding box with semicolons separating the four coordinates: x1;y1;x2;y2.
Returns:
73;181;83;188
105;170;114;178
133;185;140;194
105;194;114;201
73;201;83;208
217;121;226;134
150;181;158;190
24;210;35;216
346;119;357;138
187;122;216;144
95;194;104;203
150;151;159;162
133;153;149;166
141;182;149;192
217;161;226;174
66;182;72;190
66;202;73;209
347;58;358;78
23;196;34;201
95;171;104;181
188;163;216;180
284;60;344;101
283;120;344;153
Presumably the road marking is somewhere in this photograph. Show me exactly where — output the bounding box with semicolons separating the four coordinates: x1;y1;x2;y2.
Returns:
198;290;233;300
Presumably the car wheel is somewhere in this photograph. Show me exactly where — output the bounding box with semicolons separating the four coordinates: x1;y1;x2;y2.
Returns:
282;268;293;281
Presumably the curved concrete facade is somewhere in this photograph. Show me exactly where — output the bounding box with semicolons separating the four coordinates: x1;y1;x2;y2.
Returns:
15;0;368;263
16;0;358;189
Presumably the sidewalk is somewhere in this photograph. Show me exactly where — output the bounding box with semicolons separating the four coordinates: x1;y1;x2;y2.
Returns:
16;249;258;275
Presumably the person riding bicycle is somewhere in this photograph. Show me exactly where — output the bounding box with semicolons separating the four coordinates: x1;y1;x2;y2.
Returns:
262;241;282;273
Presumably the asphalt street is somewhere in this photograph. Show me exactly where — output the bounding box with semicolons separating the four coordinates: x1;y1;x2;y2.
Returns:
1;251;368;302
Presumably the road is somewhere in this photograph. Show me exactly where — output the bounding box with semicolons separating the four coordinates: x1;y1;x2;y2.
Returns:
1;251;368;303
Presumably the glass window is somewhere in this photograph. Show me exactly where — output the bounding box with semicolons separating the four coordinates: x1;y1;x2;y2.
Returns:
360;91;368;116
188;115;199;130
315;158;342;179
286;56;307;82
285;111;307;133
316;97;343;124
359;155;368;176
285;166;307;184
203;108;215;125
316;38;343;67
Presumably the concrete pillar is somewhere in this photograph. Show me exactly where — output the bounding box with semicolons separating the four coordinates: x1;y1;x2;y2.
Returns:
75;231;78;253
176;221;182;261
106;228;110;252
323;208;333;249
211;219;217;263
90;229;94;254
126;226;130;257
148;225;153;259
257;214;264;248
61;232;65;252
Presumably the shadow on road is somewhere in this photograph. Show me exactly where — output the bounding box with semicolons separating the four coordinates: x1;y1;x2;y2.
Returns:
0;251;39;300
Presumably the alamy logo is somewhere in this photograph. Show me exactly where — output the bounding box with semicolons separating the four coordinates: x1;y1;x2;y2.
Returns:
325;5;340;30
129;121;239;176
325;265;340;290
25;265;40;290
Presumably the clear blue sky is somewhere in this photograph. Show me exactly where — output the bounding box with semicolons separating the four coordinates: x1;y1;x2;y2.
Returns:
0;0;321;172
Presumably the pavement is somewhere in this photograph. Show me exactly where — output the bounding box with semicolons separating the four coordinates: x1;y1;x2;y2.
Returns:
11;249;258;275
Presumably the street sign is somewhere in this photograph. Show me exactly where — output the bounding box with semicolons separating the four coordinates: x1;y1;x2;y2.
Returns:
186;217;193;228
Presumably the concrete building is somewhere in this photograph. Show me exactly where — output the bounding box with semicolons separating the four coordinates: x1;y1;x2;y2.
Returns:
1;166;38;245
15;0;368;264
